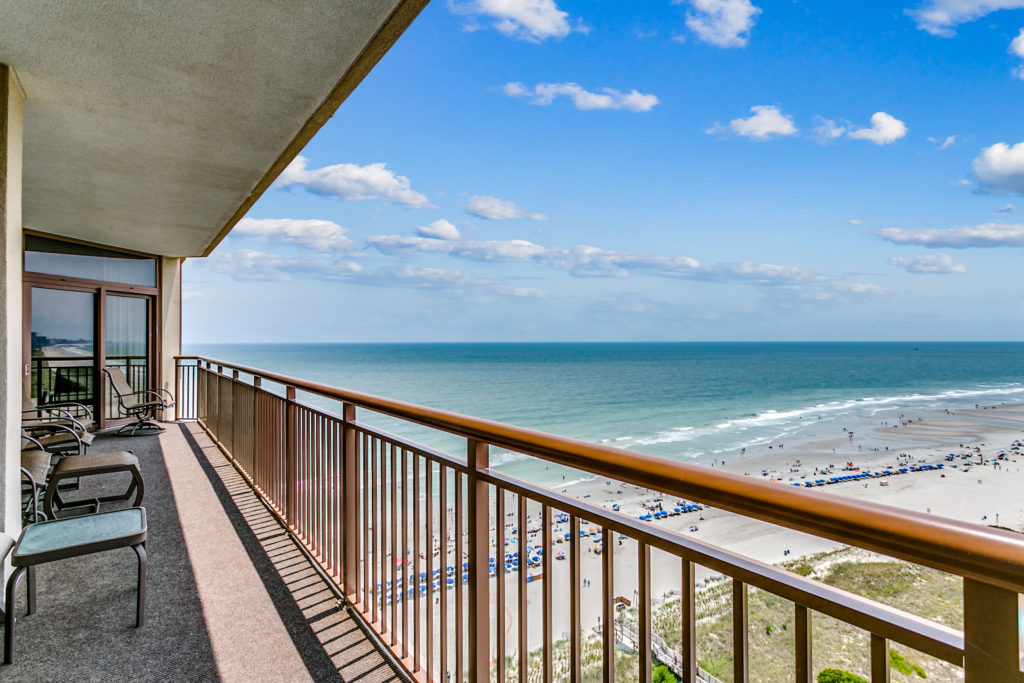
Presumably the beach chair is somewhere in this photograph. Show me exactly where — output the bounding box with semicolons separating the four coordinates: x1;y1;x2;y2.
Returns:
103;366;174;436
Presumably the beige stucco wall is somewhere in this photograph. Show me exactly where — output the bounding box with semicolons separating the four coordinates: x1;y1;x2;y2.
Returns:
160;256;182;419
0;65;24;539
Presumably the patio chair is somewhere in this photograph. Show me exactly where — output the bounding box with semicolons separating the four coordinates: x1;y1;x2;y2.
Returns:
23;394;94;433
103;367;174;436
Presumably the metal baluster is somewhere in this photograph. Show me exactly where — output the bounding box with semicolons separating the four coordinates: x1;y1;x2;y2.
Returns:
426;460;434;679
413;453;421;672
343;405;356;596
401;447;409;660
570;515;581;683
390;442;397;644
439;465;448;681
542;504;552;683
518;495;528;682
372;436;379;626
602;527;614;683
455;472;464;683
495;488;506;683
362;431;369;611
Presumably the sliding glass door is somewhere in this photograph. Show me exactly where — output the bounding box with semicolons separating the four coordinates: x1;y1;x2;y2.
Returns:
104;294;150;419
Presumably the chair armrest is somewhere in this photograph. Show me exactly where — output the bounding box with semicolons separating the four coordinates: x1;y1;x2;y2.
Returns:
24;423;85;455
21;434;45;451
24;414;88;435
24;406;75;422
40;400;94;421
142;389;174;406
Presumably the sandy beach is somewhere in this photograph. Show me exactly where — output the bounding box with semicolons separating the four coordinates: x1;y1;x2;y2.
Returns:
466;401;1024;659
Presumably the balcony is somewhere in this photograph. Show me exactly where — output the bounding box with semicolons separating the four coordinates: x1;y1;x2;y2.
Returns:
147;355;1024;683
5;421;406;682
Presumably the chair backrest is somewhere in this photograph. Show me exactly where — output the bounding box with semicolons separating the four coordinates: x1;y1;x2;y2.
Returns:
104;366;141;410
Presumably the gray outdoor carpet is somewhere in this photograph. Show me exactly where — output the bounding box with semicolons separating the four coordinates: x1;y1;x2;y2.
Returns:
2;423;405;683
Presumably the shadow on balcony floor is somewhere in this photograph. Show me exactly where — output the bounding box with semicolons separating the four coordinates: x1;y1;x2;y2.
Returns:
4;422;406;683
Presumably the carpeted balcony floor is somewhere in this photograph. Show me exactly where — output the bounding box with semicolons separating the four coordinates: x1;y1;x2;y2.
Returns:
3;421;405;683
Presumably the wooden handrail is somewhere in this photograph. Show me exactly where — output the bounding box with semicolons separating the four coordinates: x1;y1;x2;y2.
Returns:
176;355;1024;593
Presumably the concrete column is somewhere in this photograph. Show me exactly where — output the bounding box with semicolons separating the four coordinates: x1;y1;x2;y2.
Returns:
0;64;25;538
159;256;182;419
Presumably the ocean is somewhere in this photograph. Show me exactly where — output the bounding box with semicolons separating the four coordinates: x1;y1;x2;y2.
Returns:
182;342;1024;484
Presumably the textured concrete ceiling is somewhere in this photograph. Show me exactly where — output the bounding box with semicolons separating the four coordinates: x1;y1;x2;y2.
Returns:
0;1;420;257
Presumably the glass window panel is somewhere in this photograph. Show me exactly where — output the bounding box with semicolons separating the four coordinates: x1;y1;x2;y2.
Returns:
25;235;156;287
30;287;95;404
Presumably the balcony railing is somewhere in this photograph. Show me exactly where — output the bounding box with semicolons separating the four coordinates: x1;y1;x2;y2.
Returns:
175;356;1024;682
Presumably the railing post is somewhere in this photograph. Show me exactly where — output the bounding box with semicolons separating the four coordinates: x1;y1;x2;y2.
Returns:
174;359;181;421
733;579;748;683
794;604;812;683
467;439;490;683
342;403;357;597
681;559;697;682
870;634;890;683
285;385;297;527
963;578;1020;682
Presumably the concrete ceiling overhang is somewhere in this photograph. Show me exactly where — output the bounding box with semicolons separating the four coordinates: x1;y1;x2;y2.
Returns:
0;0;427;257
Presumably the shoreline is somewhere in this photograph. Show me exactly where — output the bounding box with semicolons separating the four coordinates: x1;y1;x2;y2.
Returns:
484;401;1024;653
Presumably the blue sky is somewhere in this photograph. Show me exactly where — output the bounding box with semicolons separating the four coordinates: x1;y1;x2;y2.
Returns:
183;0;1024;343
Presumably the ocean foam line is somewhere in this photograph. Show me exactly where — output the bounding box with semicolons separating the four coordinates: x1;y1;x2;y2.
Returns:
611;384;1024;450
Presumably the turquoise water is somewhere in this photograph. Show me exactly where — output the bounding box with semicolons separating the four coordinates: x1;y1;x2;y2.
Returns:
184;342;1024;483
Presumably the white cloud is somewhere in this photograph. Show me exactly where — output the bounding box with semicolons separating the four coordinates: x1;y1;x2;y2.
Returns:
847;219;864;225
365;233;844;290
466;194;548;220
927;134;958;149
1011;28;1024;78
907;1;1024;36
181;291;211;301
233;218;355;252
416;219;461;240
367;235;552;261
998;203;1016;213
211;249;363;282
448;0;575;42
811;117;846;143
678;0;761;48
501;286;549;298
502;82;660;112
274;156;434;209
708;105;798;140
878;222;1024;247
888;254;967;274
848;112;908;145
972;141;1024;194
555;244;703;278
